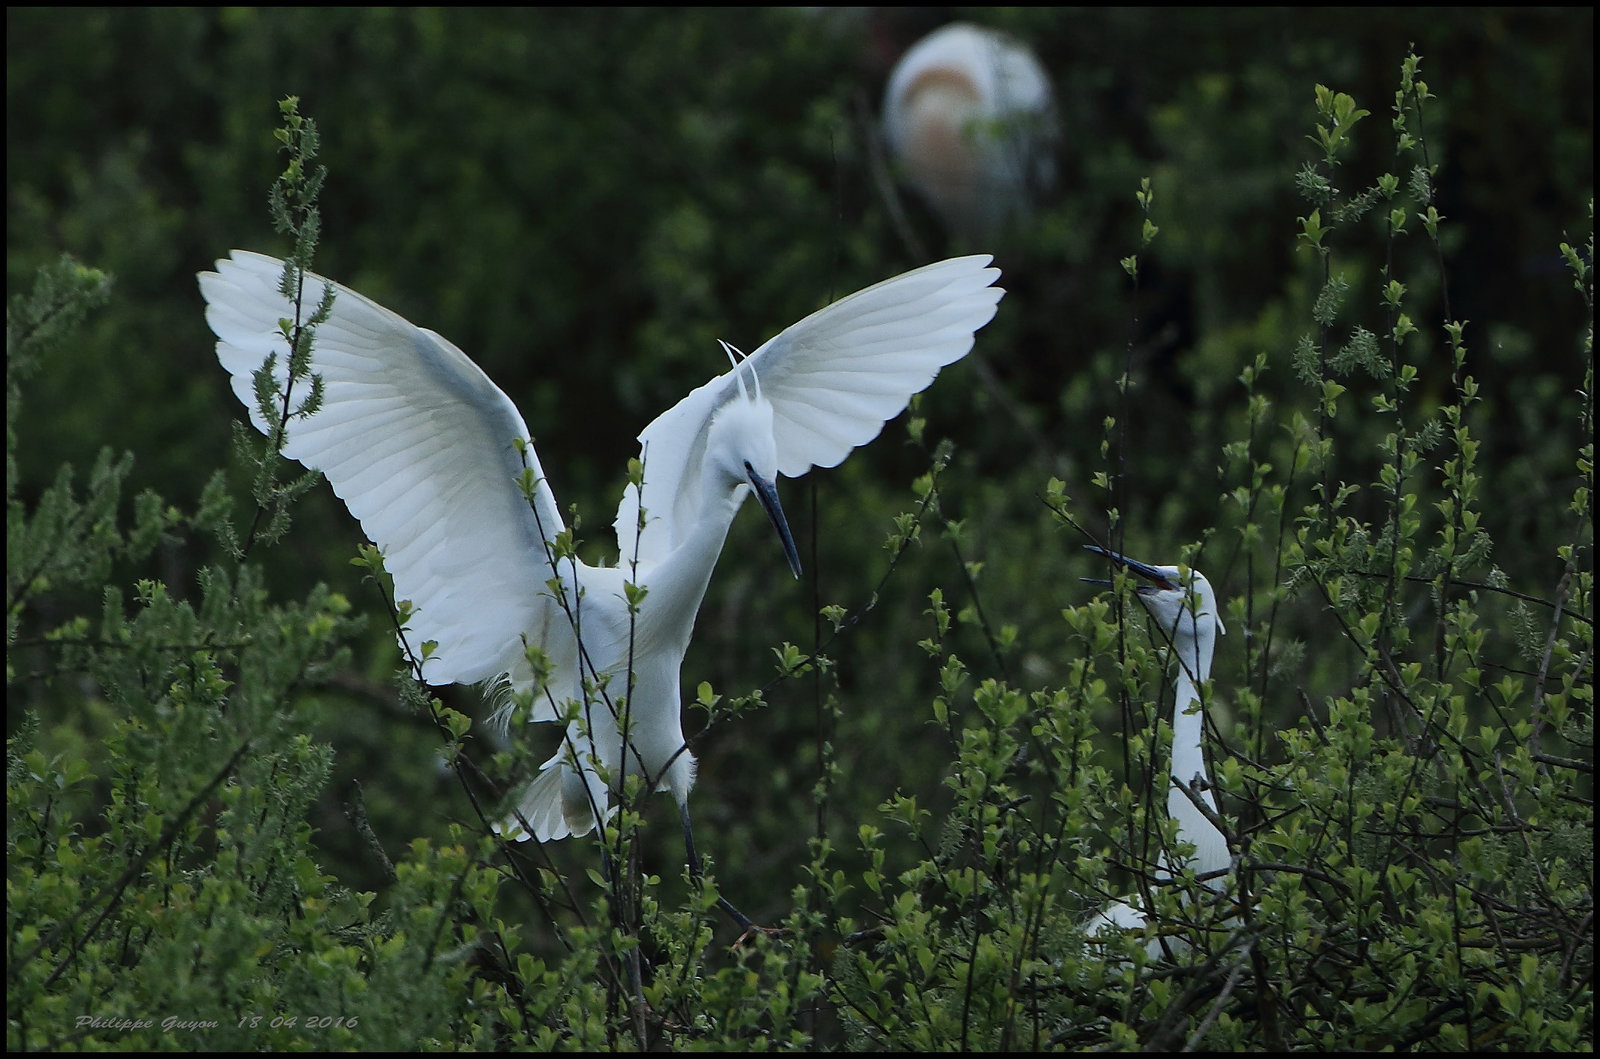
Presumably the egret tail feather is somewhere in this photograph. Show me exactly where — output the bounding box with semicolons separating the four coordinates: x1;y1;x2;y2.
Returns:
497;764;596;842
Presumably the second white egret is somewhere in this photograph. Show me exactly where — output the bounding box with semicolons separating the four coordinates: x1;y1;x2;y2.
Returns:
1083;546;1230;950
200;250;1003;907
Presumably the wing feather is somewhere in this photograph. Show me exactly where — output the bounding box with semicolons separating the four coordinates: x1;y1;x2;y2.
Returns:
754;255;1003;475
615;255;1002;564
200;250;568;689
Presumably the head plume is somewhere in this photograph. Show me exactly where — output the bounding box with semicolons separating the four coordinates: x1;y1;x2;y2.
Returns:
718;340;762;404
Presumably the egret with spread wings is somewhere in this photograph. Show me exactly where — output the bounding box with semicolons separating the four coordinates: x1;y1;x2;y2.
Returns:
200;251;1003;914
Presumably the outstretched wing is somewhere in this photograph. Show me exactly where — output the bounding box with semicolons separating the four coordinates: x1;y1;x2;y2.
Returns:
614;255;1003;567
200;250;567;687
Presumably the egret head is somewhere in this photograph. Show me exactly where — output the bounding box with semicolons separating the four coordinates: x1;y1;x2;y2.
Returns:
1083;546;1224;675
706;380;801;579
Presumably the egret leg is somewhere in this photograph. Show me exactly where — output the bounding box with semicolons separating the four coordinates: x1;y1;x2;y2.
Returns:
678;800;755;932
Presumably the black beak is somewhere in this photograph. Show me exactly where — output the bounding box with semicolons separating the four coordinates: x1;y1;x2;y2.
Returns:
1080;544;1177;590
747;463;802;579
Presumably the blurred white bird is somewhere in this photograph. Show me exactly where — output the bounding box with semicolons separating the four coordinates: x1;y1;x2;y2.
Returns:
199;251;1003;913
882;21;1058;243
1083;547;1230;952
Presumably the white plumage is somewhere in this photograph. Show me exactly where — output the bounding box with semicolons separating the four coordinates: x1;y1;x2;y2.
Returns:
1083;548;1230;954
200;251;1003;854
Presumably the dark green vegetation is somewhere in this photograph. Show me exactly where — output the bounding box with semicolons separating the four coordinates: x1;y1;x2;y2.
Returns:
8;8;1592;1050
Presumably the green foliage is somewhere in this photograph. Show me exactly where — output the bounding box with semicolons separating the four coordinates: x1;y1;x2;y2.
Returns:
5;216;516;1053
8;10;1593;1051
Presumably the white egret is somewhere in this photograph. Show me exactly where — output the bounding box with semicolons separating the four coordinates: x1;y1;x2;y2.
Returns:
1082;546;1229;950
199;250;1003;915
882;21;1058;243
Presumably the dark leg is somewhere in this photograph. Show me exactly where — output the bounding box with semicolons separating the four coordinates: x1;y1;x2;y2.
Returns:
678;800;755;932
